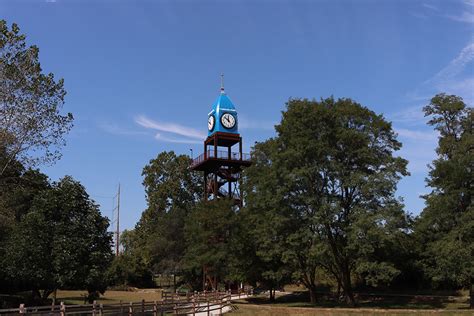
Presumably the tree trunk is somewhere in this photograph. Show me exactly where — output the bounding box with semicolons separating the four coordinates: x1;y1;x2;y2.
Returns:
341;266;355;306
470;277;473;309
336;280;342;300
308;285;317;304
52;289;57;307
173;274;176;291
269;288;275;302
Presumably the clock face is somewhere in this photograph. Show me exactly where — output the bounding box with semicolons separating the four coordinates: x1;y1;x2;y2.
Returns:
208;115;215;131
221;113;236;129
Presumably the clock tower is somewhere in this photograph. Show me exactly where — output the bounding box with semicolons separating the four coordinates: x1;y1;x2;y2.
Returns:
191;78;251;205
191;78;252;290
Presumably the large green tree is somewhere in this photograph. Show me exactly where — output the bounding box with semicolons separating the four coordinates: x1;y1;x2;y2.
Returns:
245;97;409;305
0;20;73;175
241;139;293;301
416;94;473;308
106;229;155;288
182;199;237;290
2;176;113;302
124;151;202;285
0;148;50;296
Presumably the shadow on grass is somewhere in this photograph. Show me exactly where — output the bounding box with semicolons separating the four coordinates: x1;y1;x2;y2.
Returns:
59;296;117;305
245;291;466;310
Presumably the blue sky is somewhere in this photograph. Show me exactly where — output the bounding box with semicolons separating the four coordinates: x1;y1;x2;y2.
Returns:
2;0;473;232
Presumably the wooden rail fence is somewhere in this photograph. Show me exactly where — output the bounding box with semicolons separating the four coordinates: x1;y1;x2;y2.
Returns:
0;289;252;315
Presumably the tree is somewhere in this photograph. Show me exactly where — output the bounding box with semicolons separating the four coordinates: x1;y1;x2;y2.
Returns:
241;139;293;301
106;229;155;288
125;151;202;285
182;199;237;290
0;148;51;295
245;97;409;305
2;176;113;302
0;20;73;175
416;94;473;308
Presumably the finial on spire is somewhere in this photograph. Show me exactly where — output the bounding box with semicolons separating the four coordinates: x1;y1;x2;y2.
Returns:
220;73;225;93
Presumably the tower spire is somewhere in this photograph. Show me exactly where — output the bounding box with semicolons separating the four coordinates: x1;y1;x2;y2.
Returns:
220;73;225;94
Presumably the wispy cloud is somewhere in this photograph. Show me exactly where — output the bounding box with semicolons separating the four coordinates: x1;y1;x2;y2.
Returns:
45;0;57;3
427;41;474;86
441;77;474;102
395;128;438;142
394;126;438;174
238;114;276;131
424;40;474;104
398;142;437;173
422;3;439;11
135;115;206;144
396;37;473;174
448;11;474;23
408;40;474;105
446;0;474;23
410;12;428;19
135;115;206;140
464;0;474;6
389;106;427;125
99;122;148;136
155;133;201;144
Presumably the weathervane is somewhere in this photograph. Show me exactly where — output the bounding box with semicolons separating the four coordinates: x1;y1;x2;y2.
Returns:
220;73;225;93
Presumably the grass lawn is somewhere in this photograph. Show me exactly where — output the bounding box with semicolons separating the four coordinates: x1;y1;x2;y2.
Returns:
231;304;474;315
47;289;474;316
228;291;472;316
55;289;162;305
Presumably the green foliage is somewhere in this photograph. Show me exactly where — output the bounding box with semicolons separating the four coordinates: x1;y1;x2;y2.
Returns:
241;139;293;299
416;94;473;293
106;252;154;288
106;229;155;288
244;97;409;304
0;20;73;174
182;199;236;290
117;151;202;287
1;176;113;300
0;148;51;293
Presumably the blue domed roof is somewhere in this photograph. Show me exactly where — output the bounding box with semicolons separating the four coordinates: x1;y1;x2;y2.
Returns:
208;90;239;136
211;93;236;112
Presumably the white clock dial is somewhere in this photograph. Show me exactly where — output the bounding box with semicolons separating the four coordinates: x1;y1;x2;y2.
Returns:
221;113;236;129
208;115;215;131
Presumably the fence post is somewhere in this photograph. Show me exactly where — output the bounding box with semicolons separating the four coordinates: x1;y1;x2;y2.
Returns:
141;299;145;315
129;302;133;316
192;296;196;316
207;300;210;316
173;303;177;315
120;300;123;315
99;303;103;316
19;303;25;314
60;302;65;316
159;300;164;316
153;300;157;316
92;300;97;316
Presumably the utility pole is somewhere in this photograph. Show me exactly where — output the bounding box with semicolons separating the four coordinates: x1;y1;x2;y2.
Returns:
115;184;121;256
